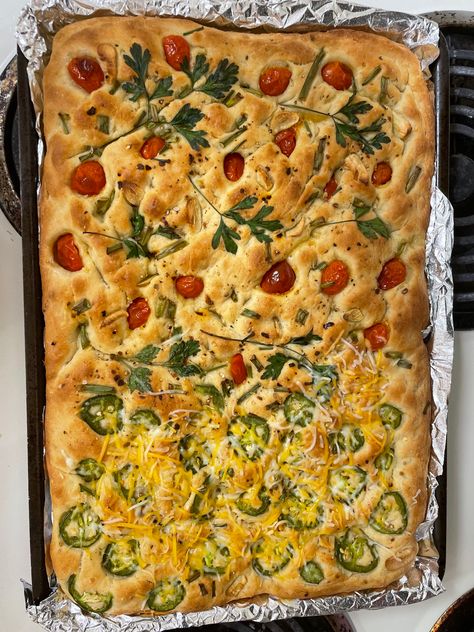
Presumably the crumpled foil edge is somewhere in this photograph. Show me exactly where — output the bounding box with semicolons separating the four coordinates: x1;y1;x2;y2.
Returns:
16;1;453;629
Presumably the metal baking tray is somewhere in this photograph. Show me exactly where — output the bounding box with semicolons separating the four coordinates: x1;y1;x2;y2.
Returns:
16;29;450;608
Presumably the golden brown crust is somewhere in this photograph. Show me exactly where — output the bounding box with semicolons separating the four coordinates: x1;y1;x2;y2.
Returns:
41;16;434;616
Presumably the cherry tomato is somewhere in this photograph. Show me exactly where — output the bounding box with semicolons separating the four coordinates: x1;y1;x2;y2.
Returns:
260;260;296;294
230;353;247;385
259;67;292;96
321;260;349;295
324;177;338;199
224;153;244;181
377;258;406;291
275;127;296;157
140;136;166;159
364;323;389;350
175;275;204;299
321;61;353;91
127;297;151;330
162;35;190;71
53;233;83;272
71;161;106;196
372;162;393;186
67;57;104;93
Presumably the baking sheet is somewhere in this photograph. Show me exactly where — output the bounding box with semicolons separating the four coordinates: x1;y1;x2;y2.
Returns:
16;0;454;629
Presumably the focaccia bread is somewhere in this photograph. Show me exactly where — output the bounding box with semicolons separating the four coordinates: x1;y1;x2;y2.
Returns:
41;16;434;616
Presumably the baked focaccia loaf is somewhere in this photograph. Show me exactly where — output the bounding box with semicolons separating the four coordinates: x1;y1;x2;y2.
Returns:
41;16;434;616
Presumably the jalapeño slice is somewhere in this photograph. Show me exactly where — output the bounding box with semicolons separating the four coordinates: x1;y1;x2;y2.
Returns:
284;392;315;427
130;409;161;428
59;504;101;548
68;574;112;613
228;414;270;461
280;493;323;530
379;403;403;429
369;491;408;535
252;537;293;577
299;560;324;584
146;578;186;612
178;434;209;473
335;529;379;573
329;424;365;454
102;539;140;576
236;487;270;516
75;458;105;482
79;394;123;435
375;447;394;471
189;538;231;576
329;465;367;504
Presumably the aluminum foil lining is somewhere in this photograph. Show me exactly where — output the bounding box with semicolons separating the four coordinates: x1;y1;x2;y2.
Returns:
16;0;454;629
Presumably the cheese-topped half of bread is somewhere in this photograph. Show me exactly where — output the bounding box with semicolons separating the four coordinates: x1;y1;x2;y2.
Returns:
40;16;434;616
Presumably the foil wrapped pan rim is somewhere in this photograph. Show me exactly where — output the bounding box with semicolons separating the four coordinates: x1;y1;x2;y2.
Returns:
17;0;453;629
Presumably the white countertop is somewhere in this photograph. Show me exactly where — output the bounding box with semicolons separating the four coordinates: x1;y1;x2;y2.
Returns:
1;0;473;630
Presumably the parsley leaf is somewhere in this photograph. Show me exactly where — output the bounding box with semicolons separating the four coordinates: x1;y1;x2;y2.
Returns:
281;98;391;156
287;330;322;346
337;93;373;124
128;366;152;393
122;43;151;102
182;53;209;88
334;114;391;155
199;59;239;100
261;353;291;380
122;238;148;259
225;204;283;244
170;103;210;150
163;339;202;376
226;196;258;213
149;76;173;100
123;44;173;103
130;208;145;237
212;218;240;254
195;384;225;413
357;216;391;240
134;344;160;363
309;364;338;382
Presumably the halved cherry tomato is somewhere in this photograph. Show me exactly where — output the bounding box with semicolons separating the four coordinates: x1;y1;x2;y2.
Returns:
175;275;204;299
53;233;83;272
321;260;349;295
364;323;389;350
260;260;296;294
259;67;292;96
162;35;190;71
71;161;106;196
324;177;338;199
372;162;392;186
67;57;104;93
224;153;244;181
321;61;353;91
378;258;406;290
230;353;247;385
275;127;296;157
140;136;166;159
127;297;151;330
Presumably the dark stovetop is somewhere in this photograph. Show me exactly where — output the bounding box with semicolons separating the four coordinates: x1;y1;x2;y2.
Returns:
445;26;474;329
